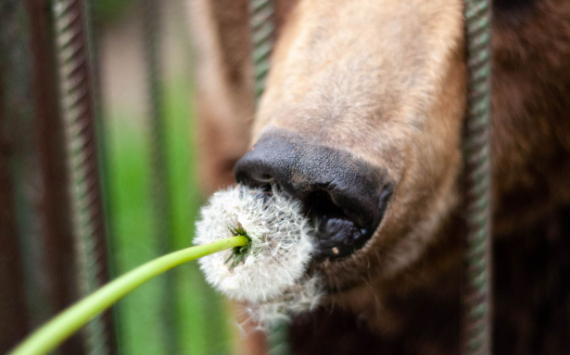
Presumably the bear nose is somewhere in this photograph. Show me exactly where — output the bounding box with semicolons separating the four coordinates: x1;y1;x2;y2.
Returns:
234;129;393;260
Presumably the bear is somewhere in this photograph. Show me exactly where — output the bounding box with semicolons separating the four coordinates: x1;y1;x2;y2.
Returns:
188;0;570;354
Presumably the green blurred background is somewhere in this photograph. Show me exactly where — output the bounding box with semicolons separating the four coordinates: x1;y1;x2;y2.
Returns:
95;1;232;354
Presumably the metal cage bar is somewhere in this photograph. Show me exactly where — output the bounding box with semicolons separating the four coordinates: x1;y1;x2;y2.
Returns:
0;0;116;353
52;0;116;353
462;1;493;354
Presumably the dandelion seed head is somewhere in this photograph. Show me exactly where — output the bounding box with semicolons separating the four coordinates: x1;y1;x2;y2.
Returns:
195;185;321;323
244;275;323;327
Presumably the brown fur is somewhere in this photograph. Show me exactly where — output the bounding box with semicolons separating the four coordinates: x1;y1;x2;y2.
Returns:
188;0;570;353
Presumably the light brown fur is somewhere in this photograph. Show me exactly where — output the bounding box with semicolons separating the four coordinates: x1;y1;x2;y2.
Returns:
189;0;570;353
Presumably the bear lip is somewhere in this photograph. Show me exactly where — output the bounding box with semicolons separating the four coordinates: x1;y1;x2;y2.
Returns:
306;184;393;260
312;213;373;259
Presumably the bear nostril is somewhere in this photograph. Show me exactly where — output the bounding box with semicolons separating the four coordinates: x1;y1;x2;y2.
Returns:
234;160;276;190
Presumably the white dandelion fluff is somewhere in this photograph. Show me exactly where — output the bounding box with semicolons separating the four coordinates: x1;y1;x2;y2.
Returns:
195;185;322;324
245;275;322;326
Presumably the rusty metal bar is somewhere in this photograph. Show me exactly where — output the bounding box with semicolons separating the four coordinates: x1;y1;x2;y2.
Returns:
0;0;94;353
0;42;31;354
462;1;493;354
1;1;82;353
25;1;87;352
0;0;50;335
51;0;116;353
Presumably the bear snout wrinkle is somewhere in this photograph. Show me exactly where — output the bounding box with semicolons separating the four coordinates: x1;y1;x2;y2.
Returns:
234;128;393;259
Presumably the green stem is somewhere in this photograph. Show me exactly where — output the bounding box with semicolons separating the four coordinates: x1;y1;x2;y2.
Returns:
9;236;249;355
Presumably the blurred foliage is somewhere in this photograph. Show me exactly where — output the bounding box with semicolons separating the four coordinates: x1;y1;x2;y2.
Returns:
90;1;234;352
106;72;232;355
93;0;134;24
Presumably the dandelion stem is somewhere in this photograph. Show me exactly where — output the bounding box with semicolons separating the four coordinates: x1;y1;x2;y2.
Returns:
9;236;250;355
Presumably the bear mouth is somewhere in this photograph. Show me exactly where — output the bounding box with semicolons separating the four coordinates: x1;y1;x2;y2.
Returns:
305;186;393;260
306;190;373;259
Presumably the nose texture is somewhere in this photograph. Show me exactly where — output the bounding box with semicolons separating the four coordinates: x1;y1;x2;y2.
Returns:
234;129;393;259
